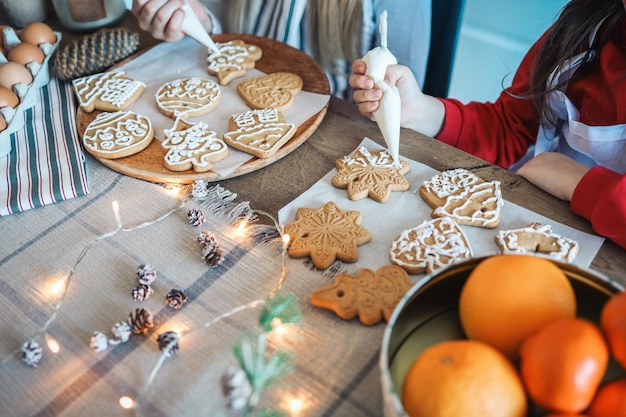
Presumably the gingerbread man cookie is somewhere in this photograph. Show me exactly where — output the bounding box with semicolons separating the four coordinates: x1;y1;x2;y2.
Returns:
310;265;413;326
162;118;228;172
390;217;473;274
495;221;580;262
420;168;503;228
332;147;411;203
283;201;372;270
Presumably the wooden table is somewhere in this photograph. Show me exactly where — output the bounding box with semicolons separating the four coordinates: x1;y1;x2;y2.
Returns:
1;11;625;417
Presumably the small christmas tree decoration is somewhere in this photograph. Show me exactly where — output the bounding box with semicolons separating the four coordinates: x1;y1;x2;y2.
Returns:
191;179;210;198
89;331;109;352
187;208;206;227
165;288;188;310
157;331;179;358
128;308;154;335
20;340;43;367
109;321;132;345
132;284;154;302
137;264;157;286
197;231;224;267
221;366;253;412
53;27;141;81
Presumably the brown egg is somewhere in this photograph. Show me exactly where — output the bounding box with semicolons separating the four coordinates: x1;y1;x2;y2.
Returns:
0;114;7;132
0;85;19;108
0;62;33;89
7;42;45;66
19;22;56;46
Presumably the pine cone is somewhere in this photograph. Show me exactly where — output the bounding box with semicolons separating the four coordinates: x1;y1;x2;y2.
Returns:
187;209;206;227
20;340;43;367
137;264;157;286
132;284;154;302
221;366;253;411
110;321;132;345
157;331;179;358
90;331;109;352
197;231;223;267
165;288;188;309
53;27;140;81
128;308;154;334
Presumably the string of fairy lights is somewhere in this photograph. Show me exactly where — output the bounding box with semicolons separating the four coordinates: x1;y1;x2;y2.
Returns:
2;182;309;416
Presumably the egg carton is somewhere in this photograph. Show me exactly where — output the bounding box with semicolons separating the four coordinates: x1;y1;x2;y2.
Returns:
0;26;62;157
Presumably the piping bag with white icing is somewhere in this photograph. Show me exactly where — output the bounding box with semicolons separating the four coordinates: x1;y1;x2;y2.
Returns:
124;0;221;55
361;10;401;164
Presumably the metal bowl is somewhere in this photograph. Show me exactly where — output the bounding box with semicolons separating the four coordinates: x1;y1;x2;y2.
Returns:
380;255;626;417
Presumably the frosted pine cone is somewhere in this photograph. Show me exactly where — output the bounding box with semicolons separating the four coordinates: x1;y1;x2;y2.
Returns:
191;180;210;198
110;321;132;345
90;331;109;352
221;366;253;412
187;209;206;227
137;264;157;286
197;231;223;267
132;284;154;302
165;288;188;309
21;340;43;367
157;331;179;358
54;28;140;80
128;308;154;334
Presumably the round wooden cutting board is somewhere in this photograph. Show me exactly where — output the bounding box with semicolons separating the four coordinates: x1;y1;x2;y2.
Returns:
75;33;331;184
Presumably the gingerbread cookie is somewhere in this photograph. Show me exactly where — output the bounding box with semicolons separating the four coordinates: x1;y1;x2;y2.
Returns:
236;72;303;112
223;108;296;159
332;147;411;203
310;265;413;326
420;168;503;228
82;110;153;159
495;221;580;262
283;201;372;270
390;217;473;274
72;71;145;113
162;118;228;172
206;40;262;85
155;77;221;119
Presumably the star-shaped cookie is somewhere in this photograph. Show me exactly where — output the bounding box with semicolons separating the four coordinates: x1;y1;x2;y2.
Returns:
310;265;413;325
283;201;372;270
332;147;411;202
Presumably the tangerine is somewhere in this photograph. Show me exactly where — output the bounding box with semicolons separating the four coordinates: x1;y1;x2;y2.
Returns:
599;291;626;369
519;317;609;413
459;254;576;361
402;339;527;417
586;377;626;417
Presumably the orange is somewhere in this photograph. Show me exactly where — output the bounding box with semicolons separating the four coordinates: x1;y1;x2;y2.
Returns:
402;339;527;417
599;291;626;369
586;377;626;417
519;317;609;413
459;254;576;361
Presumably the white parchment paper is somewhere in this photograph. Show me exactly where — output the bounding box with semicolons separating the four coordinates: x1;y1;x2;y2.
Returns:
115;37;330;177
278;138;605;278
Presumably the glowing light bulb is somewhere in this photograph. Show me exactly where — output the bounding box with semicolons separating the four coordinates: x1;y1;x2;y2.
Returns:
45;335;60;353
282;233;290;247
289;398;304;415
119;396;135;409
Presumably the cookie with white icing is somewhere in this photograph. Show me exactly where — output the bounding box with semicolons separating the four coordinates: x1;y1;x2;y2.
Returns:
206;40;262;85
495;221;580;262
223;108;296;159
162;118;228;172
332;147;411;203
82;111;153;159
236;72;303;112
420;168;503;228
155;77;221;119
390;217;473;274
72;71;145;113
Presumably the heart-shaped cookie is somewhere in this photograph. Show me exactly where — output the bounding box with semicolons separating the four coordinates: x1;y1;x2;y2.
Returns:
236;72;303;111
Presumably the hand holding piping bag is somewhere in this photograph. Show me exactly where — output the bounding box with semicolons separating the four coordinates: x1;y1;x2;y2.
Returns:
361;10;401;164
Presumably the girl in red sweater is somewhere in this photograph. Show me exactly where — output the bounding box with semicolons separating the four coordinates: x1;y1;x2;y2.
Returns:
350;0;626;249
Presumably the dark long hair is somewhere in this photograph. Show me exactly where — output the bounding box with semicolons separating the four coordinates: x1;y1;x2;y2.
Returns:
525;0;625;127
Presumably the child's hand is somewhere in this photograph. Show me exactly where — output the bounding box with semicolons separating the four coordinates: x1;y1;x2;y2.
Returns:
517;152;590;201
132;0;209;42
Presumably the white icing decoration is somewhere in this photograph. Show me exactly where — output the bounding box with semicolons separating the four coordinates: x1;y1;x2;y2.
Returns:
73;72;145;110
433;180;503;227
422;168;482;199
341;146;397;168
163;120;227;169
232;108;280;127
83;111;151;155
495;222;580;262
155;77;220;117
